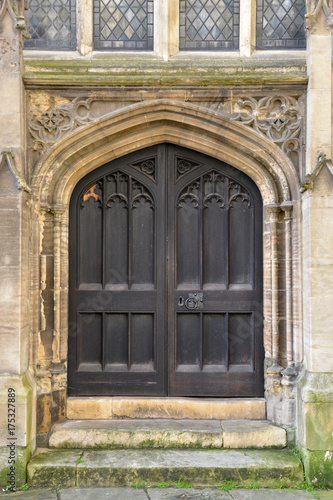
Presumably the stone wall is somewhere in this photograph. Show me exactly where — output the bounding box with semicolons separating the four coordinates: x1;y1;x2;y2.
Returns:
0;0;36;488
0;0;333;489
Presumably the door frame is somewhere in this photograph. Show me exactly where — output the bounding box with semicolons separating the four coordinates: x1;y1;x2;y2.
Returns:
30;99;302;436
67;144;265;397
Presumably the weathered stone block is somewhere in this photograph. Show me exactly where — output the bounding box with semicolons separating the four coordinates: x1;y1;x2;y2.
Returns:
74;449;303;488
221;420;286;448
211;399;265;420
0;373;36;447
67;397;112;419
0;373;36;488
28;449;81;487
0;445;31;489
299;402;333;451
112;398;184;419
300;446;333;488
37;393;52;436
299;372;333;403
49;419;223;449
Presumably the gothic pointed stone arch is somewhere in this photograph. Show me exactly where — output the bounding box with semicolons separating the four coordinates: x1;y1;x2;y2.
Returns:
30;99;300;207
30;99;303;431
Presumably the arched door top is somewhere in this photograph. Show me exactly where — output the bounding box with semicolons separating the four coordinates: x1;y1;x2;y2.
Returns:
69;145;264;397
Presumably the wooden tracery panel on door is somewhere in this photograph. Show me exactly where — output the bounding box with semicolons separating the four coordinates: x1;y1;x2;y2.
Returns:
167;147;264;396
68;144;264;396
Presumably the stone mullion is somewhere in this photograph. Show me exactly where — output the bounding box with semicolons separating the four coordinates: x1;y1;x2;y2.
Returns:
78;0;93;54
239;0;255;56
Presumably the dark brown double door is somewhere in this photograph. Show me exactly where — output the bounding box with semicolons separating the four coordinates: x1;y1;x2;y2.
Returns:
68;144;263;397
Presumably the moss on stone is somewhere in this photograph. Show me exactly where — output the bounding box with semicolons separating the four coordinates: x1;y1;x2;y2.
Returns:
0;442;34;489
28;448;304;488
300;446;333;488
23;56;307;87
28;450;82;487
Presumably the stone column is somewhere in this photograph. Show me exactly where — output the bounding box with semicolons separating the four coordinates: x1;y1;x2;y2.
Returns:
0;0;36;488
297;0;333;487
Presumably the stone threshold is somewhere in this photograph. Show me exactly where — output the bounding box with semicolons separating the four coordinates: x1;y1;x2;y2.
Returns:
27;448;303;488
67;397;266;420
49;418;286;449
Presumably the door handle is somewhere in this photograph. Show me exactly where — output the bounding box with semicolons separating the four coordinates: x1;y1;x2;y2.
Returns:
185;293;203;310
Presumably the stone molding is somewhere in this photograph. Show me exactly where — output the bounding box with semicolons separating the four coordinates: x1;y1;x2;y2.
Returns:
0;0;27;33
0;0;29;72
300;152;333;193
306;0;333;30
28;94;305;174
0;150;31;193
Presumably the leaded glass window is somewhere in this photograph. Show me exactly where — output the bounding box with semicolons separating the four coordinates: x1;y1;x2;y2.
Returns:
93;0;153;50
24;0;76;49
256;0;306;49
179;0;239;50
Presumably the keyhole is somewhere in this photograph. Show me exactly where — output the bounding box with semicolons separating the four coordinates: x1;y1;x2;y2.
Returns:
178;297;184;306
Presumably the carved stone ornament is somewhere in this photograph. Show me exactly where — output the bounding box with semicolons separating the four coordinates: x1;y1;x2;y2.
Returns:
0;150;31;193
28;95;305;174
300;152;333;192
305;0;333;29
0;0;30;72
28;98;94;154
0;0;30;36
231;95;303;168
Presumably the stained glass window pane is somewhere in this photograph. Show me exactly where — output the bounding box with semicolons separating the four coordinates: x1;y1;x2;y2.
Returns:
179;0;239;51
24;0;76;50
256;0;306;49
94;0;153;50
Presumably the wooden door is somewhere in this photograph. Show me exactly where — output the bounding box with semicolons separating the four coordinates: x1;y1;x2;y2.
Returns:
167;146;264;397
68;146;167;395
68;145;263;397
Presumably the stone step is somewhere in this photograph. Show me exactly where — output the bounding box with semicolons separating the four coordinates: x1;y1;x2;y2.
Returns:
67;397;266;420
49;419;286;449
27;448;303;488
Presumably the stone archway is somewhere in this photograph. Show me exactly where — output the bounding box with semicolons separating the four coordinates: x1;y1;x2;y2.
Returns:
29;100;302;441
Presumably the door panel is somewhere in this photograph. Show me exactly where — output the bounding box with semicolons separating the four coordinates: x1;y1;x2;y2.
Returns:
69;144;263;397
168;145;263;396
69;146;166;396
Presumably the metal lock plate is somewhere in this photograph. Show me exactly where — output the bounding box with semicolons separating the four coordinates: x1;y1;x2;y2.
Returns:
185;293;203;310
